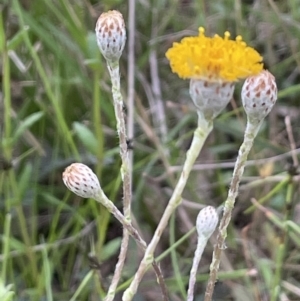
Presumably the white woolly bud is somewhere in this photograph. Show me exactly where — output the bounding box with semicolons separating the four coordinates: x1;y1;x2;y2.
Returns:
196;206;219;239
242;70;277;123
95;10;126;61
189;79;235;120
62;163;101;199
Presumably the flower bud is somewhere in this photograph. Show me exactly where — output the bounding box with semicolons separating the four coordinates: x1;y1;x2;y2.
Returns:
241;70;277;123
95;10;126;61
196;206;219;239
189;79;235;120
62;163;101;199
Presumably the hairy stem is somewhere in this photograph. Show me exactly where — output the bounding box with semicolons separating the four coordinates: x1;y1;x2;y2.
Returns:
95;190;168;301
204;120;262;301
122;116;213;301
107;60;132;222
104;60;168;301
187;235;208;301
104;58;131;301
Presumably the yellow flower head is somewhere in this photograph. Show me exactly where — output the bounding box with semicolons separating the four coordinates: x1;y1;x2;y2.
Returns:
166;27;263;82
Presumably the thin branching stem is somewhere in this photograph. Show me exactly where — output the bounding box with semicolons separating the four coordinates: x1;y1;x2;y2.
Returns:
95;190;168;301
105;59;168;301
122;115;213;301
104;59;131;301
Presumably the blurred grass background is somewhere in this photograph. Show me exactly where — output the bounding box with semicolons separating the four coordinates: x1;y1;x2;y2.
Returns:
1;0;300;300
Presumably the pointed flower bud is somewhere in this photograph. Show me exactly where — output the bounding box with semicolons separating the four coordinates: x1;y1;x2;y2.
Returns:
95;10;126;61
190;79;235;120
242;70;277;123
196;206;219;239
62;163;101;199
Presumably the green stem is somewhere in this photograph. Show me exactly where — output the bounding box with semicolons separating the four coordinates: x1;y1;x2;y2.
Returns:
1;214;12;281
270;177;294;301
9;169;38;281
0;11;12;160
244;177;290;214
92;68;104;172
170;214;186;299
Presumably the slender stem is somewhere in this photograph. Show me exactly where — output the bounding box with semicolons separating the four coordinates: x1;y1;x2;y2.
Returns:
8;170;38;280
270;243;284;301
1;14;12;160
1;214;12;281
95;191;168;301
204;120;262;301
105;59;167;300
111;4;136;297
170;214;186;298
105;231;130;301
122;116;213;301
104;59;131;301
92;67;104;173
187;235;208;301
244;177;290;214
106;60;132;221
95;190;145;249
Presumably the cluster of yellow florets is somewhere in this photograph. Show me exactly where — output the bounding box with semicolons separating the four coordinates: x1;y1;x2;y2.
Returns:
166;27;263;82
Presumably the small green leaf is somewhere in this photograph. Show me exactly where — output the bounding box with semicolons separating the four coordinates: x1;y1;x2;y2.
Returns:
100;238;122;261
13;111;44;143
73;122;98;155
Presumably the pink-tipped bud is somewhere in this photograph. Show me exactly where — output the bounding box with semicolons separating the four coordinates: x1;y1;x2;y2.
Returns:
95;10;126;61
63;163;101;199
189;79;235;120
196;206;219;239
242;70;277;123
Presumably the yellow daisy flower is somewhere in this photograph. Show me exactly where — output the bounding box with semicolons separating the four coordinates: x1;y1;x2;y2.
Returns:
166;27;263;82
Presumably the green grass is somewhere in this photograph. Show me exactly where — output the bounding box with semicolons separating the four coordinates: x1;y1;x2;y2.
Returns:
1;0;300;300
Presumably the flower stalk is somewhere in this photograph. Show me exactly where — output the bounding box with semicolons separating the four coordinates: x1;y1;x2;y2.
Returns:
104;56;132;301
63;163;168;300
122;116;213;301
204;121;262;301
93;177;169;297
187;206;219;301
204;70;277;301
123;27;264;301
95;11;132;301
